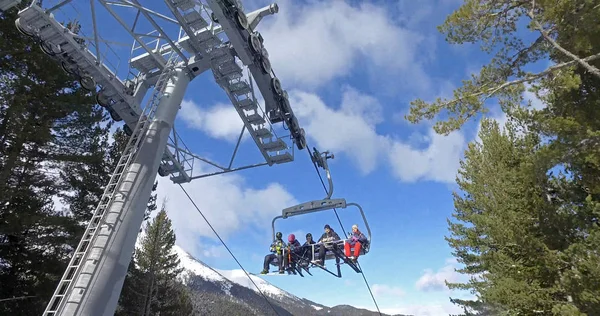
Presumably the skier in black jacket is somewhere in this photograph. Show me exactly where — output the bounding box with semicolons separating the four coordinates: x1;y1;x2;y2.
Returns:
315;224;340;266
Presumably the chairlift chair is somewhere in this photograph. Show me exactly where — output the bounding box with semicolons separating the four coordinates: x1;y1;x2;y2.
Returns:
267;148;372;278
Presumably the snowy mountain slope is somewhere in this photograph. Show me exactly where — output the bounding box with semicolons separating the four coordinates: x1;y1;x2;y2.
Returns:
173;245;396;316
175;245;311;315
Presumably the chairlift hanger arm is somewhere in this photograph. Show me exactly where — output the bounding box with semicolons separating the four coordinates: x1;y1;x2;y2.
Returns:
271;198;345;241
347;202;372;244
310;147;334;199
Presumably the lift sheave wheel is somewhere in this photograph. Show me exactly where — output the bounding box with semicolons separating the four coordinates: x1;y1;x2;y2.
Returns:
15;18;35;37
249;33;262;54
261;56;271;74
61;61;78;75
108;108;122;122
271;77;283;96
95;91;111;108
40;41;56;56
295;128;306;150
79;76;96;91
158;165;169;177
234;10;248;29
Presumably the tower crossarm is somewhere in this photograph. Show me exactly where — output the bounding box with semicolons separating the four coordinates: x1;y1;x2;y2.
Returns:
205;0;307;151
16;4;141;126
14;2;195;183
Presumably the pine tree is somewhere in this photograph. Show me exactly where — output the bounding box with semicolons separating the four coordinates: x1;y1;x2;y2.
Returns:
117;204;192;316
447;117;599;315
403;2;600;314
0;6;118;314
448;119;544;314
0;10;85;316
523;50;600;316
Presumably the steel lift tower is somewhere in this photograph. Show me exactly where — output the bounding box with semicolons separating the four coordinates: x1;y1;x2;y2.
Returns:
1;0;307;315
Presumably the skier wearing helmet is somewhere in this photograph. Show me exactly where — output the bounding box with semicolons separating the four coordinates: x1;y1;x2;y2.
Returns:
261;231;286;274
283;234;302;273
288;234;302;251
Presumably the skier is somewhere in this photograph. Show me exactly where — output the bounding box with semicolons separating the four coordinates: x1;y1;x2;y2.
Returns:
261;232;286;274
283;233;302;273
344;224;368;262
314;224;340;266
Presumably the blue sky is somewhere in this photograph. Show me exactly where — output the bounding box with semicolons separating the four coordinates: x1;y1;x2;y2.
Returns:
39;0;547;314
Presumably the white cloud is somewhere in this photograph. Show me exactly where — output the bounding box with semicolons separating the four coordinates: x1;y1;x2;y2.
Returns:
289;86;467;182
256;0;428;90
155;171;297;258
396;0;462;31
176;84;467;183
380;302;464;316
415;258;461;292
371;284;406;299
387;129;465;183
198;243;228;258
178;100;245;142
290;87;386;174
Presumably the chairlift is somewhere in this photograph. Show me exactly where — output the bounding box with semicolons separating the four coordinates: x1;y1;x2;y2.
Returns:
266;148;372;278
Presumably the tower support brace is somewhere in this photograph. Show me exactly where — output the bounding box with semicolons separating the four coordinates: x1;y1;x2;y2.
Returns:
63;68;191;316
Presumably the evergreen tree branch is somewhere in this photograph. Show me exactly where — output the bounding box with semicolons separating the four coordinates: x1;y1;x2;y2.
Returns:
426;52;600;110
526;0;600;78
507;34;545;70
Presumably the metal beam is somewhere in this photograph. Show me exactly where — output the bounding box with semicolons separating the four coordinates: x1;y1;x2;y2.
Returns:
97;0;166;69
189;162;269;180
104;0;180;24
45;0;73;13
90;0;101;65
129;0;189;64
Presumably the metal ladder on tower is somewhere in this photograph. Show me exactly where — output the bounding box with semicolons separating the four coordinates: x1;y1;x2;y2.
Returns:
43;51;181;316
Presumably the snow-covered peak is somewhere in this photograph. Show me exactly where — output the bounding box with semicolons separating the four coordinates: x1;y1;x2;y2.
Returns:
173;245;298;301
217;268;296;300
174;245;227;284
